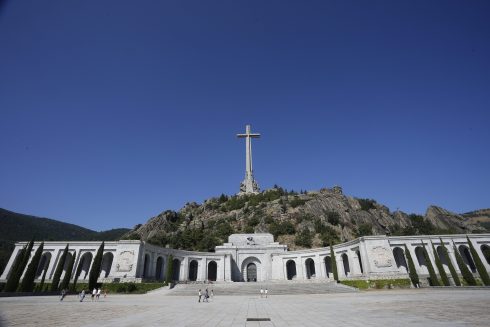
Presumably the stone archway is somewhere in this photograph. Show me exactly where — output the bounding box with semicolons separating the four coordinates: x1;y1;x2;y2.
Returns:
342;253;350;277
286;260;297;280
393;247;408;272
241;257;261;282
78;252;93;280
459;245;476;273
155;257;165;281
208;261;217;281
481;245;490;265
305;258;315;279
100;252;114;278
172;258;181;281
35;252;52;279
415;247;426;270
436;246;449;271
324;256;332;278
188;260;198;281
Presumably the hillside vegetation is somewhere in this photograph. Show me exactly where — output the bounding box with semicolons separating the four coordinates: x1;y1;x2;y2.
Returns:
0;208;129;275
122;186;489;252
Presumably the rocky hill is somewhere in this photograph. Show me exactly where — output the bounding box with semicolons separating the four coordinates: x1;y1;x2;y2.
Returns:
122;186;489;251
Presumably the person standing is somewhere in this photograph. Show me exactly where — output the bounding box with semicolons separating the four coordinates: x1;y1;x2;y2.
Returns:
204;288;209;302
60;289;67;301
79;289;86;302
91;288;96;302
96;288;101;301
265;288;268;298
260;288;263;298
198;289;202;303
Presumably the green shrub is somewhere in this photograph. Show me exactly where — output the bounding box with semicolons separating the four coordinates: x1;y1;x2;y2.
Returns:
326;211;340;225
340;279;411;290
357;198;376;211
269;221;295;238
295;229;313;248
466;237;490;285
289;197;307;208
357;223;373;237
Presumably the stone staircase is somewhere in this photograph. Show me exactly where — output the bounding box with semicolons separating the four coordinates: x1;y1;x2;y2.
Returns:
160;280;358;296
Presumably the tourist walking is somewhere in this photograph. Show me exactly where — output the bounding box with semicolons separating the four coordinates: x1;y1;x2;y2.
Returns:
91;288;96;301
60;289;67;301
260;288;263;298
96;288;101;301
198;289;202;303
204;288;209;302
79;289;86;302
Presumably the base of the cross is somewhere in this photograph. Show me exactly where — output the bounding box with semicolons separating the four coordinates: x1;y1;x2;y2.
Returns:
238;178;260;195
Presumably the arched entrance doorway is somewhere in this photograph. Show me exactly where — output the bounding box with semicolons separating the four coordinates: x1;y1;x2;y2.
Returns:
246;263;257;282
100;252;114;278
342;253;350;277
324;256;332;278
393;247;408;272
208;261;217;281
286;260;296;280
78;252;93;280
305;258;315;279
189;260;198;281
172;258;181;281
459;245;477;273
155;257;165;281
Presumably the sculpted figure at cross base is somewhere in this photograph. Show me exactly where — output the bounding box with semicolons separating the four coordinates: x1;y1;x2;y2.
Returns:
237;124;260;195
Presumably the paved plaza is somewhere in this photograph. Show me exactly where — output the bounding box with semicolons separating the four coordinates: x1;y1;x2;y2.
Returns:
0;289;489;327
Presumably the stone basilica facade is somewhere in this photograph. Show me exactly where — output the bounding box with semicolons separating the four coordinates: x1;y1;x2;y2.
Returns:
2;233;490;286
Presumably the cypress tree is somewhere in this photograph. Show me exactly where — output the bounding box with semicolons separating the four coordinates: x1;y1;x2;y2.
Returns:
89;242;105;290
60;251;76;291
37;260;49;293
438;238;460;286
4;246;26;292
404;244;419;287
72;252;84;291
19;242;44;292
466;237;490;285
330;243;339;281
421;240;440;286
165;255;173;284
5;239;34;292
453;243;476;286
431;241;450;286
51;244;69;291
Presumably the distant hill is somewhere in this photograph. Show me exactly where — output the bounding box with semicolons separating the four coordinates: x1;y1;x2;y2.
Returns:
0;208;130;275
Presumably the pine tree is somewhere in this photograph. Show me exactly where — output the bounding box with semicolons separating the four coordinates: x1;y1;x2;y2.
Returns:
51;244;69;291
60;251;76;291
421;241;440;286
453;243;476;286
19;242;44;292
88;242;105;290
438;238;460;286
165;255;173;284
330;243;339;281
404;244;419;287
466;236;490;285
431;241;450;286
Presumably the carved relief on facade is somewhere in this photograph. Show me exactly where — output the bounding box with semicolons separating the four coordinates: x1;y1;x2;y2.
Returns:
116;250;135;272
371;246;393;268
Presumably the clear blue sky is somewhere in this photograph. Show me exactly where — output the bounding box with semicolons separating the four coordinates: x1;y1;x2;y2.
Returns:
1;1;489;231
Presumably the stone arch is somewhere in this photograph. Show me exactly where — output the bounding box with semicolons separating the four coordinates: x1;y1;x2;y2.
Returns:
35;252;52;279
481;245;490;265
188;260;198;281
100;252;114;278
436;246;449;271
241;257;261;282
78;252;93;280
415;246;426;269
172;258;181;281
459;245;476;273
305;258;316;279
324;256;332;278
356;250;363;274
143;254;151;278
393;247;408;272
342;253;350;277
208;261;217;281
286;260;297;280
155;257;165;281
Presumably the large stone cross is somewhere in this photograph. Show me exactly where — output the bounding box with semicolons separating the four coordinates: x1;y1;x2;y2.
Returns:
237;124;260;194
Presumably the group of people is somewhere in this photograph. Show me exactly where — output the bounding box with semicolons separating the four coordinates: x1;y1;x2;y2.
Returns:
79;288;105;302
198;288;214;302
